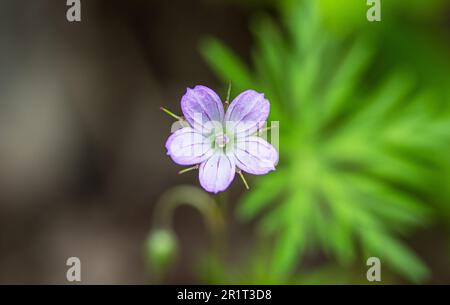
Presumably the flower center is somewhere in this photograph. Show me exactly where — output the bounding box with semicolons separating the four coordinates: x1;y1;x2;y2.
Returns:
215;133;229;148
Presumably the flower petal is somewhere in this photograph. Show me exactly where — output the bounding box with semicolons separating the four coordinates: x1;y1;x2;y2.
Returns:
166;127;213;166
181;85;224;133
224;90;269;136
199;152;236;193
233;136;278;175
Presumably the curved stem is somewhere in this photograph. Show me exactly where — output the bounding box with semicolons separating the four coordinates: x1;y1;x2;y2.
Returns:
152;185;226;255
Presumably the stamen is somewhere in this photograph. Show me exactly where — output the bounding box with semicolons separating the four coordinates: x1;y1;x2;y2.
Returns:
215;133;230;148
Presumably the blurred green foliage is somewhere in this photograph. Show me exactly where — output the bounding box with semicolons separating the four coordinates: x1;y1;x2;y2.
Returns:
200;0;450;283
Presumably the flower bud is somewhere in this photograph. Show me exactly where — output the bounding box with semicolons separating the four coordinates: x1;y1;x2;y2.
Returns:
145;229;178;278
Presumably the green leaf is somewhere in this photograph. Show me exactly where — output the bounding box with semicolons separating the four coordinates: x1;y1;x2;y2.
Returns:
342;172;431;228
360;229;430;283
199;0;449;284
237;170;286;221
271;190;313;277
322;38;375;124
200;38;254;92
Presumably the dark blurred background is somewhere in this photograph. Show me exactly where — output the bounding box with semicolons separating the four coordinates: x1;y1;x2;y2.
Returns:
0;0;256;284
1;0;450;284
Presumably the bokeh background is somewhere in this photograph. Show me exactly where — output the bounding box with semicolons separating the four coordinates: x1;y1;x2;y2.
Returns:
0;0;449;284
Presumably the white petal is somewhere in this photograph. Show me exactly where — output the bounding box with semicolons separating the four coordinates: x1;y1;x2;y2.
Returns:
224;90;269;136
181;85;224;134
233;136;278;175
199;152;236;193
166;127;213;165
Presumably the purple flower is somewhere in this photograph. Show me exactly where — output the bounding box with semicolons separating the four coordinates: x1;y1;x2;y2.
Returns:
165;85;278;193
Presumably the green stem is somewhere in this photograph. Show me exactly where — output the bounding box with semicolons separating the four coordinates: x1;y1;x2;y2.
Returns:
152;186;226;275
215;192;229;260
